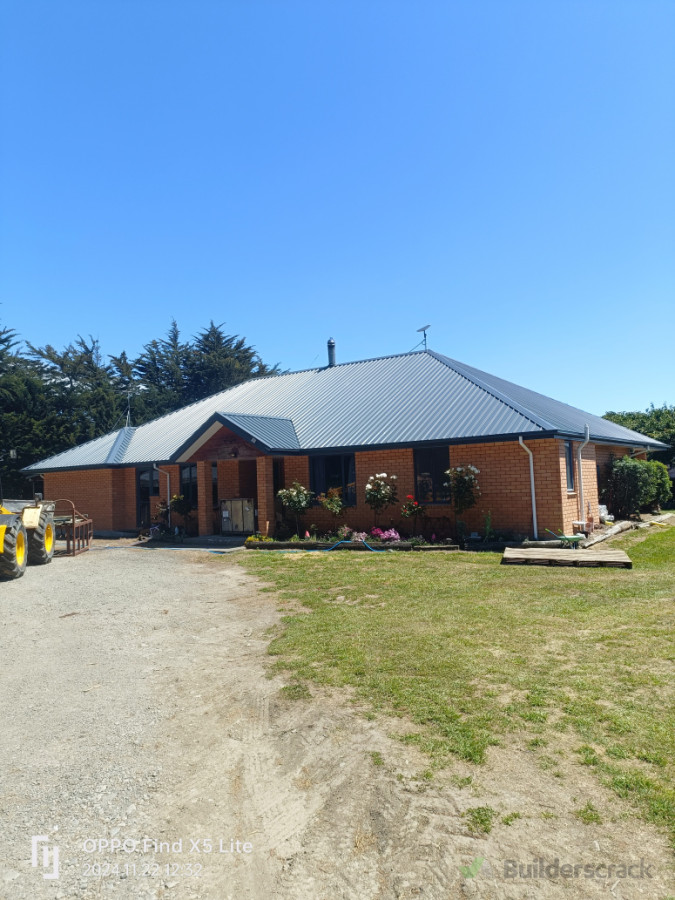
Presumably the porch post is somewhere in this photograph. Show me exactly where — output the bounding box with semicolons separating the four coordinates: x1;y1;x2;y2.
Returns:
256;456;275;536
196;461;212;536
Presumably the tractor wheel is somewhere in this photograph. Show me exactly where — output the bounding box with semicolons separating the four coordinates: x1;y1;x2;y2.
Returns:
27;509;55;565
0;517;28;579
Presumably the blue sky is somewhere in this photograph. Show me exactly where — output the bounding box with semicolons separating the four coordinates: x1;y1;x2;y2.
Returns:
1;1;673;415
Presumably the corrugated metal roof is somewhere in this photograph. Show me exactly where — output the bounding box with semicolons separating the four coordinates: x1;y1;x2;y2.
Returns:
219;414;300;451
432;353;665;447
105;426;136;464
26;430;121;470
23;349;667;472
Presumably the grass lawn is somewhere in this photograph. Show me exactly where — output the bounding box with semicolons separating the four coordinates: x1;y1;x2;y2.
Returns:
241;526;675;847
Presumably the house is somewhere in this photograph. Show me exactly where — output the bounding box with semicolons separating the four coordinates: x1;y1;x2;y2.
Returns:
23;343;667;539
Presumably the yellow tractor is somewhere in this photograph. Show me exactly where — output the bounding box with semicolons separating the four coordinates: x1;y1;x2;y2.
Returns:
0;496;55;579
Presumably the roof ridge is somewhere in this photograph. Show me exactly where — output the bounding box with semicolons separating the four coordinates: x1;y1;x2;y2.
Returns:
427;350;554;431
221;412;295;421
105;426;136;464
120;350;431;431
253;348;429;378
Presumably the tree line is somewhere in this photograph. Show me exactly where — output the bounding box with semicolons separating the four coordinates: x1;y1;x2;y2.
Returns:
603;406;675;470
0;319;279;497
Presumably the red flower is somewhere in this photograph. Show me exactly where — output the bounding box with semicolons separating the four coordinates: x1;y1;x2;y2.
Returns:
406;494;414;500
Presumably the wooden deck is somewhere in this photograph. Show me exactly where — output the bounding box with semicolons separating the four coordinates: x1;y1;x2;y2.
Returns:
502;547;632;568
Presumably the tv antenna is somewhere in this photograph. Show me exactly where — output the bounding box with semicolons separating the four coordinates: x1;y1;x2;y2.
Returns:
411;324;431;352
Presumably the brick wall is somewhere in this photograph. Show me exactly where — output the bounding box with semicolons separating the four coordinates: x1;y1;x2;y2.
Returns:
42;437;623;539
44;469;116;532
184;426;262;462
283;456;310;487
239;460;258;498
556;441;601;534
270;439;618;540
273;441;570;539
112;467;137;530
217;459;241;499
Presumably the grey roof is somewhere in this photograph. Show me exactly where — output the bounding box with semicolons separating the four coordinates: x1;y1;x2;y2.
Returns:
23;349;667;473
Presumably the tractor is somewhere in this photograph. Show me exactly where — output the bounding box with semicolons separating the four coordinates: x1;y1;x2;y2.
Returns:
0;491;55;579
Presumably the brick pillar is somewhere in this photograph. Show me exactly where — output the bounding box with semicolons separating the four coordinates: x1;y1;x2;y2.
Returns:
196;461;212;536
256;456;275;536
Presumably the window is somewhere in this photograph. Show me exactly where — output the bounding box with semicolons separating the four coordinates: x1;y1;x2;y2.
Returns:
309;454;356;506
273;458;285;495
137;467;159;497
414;447;450;503
212;462;218;507
137;468;159;529
180;464;199;506
565;441;575;492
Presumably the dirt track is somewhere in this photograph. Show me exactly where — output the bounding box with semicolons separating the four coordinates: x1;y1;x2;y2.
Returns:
0;545;672;899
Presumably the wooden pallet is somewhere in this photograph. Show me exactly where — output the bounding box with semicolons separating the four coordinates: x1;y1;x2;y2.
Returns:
502;547;632;569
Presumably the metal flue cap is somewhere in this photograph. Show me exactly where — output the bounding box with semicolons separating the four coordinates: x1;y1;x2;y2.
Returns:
327;338;336;367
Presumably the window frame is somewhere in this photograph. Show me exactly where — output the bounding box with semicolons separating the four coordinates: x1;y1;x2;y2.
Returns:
565;441;575;492
309;454;357;507
413;447;451;504
180;463;199;507
137;466;160;498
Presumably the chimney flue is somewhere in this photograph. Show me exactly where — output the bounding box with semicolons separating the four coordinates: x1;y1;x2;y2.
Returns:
327;338;336;367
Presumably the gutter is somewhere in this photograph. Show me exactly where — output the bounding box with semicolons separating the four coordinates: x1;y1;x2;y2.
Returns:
577;424;590;523
518;436;539;539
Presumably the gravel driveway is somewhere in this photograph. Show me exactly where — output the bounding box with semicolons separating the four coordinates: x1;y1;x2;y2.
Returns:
1;545;673;900
0;544;283;900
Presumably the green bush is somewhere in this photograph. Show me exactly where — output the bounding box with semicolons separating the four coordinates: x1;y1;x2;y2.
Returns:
643;459;672;511
604;458;650;519
604;457;662;519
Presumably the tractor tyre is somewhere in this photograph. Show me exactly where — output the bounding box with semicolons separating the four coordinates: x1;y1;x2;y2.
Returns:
0;517;28;579
27;509;55;565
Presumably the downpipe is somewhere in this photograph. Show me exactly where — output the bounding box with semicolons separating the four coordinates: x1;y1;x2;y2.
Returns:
518;436;538;540
577;424;590;523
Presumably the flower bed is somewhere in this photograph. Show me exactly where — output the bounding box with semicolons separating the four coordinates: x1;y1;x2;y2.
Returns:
245;540;414;551
245;539;460;552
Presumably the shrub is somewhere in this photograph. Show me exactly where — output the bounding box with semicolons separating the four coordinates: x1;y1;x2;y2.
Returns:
277;482;314;536
364;473;398;522
317;487;346;518
643;459;672;511
370;527;401;542
401;495;426;532
604;457;651;519
444;466;481;516
275;521;292;541
169;494;195;533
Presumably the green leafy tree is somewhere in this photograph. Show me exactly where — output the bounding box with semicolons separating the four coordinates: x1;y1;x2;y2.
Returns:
1;317;279;497
604;405;675;467
186;321;280;403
